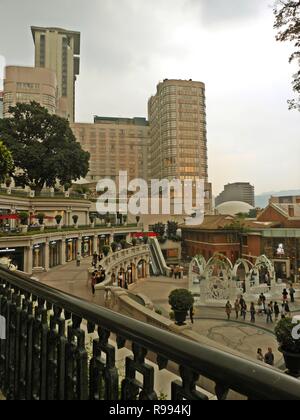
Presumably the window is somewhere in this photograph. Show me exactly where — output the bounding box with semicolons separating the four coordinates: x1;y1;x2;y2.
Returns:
40;34;46;67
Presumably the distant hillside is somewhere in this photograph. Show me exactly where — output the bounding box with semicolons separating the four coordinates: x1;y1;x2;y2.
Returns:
255;190;300;208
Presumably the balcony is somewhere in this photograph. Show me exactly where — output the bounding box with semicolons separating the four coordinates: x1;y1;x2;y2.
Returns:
0;266;300;401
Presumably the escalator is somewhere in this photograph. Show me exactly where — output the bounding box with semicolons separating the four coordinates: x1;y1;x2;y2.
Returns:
148;237;170;276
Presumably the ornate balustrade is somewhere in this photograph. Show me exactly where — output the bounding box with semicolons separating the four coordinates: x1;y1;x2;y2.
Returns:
96;245;150;287
0;266;300;401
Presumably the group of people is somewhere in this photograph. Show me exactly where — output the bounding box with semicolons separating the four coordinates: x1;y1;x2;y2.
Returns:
90;267;106;295
170;265;184;279
257;348;275;367
89;252;106;295
225;286;296;324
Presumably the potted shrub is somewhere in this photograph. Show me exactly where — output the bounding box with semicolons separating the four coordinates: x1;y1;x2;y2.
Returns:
143;236;149;244
55;214;62;229
18;211;29;233
132;238;137;247
106;212;111;227
89;214;96;227
72;215;79;227
168;289;194;326
111;242;118;253
102;245;111;257
37;213;45;225
120;239;127;249
275;318;300;377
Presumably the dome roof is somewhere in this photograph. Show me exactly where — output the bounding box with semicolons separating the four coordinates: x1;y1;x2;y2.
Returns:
215;201;254;216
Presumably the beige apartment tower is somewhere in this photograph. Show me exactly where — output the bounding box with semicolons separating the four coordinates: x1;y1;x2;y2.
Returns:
71;117;150;183
148;79;212;212
31;26;80;122
3;66;57;118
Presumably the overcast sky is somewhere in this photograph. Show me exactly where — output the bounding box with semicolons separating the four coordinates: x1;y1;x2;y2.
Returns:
0;0;299;195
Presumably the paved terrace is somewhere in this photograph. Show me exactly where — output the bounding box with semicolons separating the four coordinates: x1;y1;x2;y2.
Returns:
36;257;300;367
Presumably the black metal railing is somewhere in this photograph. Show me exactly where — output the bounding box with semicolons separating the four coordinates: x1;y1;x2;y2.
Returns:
0;266;300;401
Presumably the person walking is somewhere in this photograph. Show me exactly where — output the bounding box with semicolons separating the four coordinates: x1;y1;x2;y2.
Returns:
92;252;98;268
274;302;280;322
260;293;267;314
250;303;256;323
264;348;275;367
239;296;246;317
266;304;273;324
289;286;296;303
257;297;264;316
282;289;289;303
91;272;97;296
285;302;291;317
241;303;247;321
257;348;264;363
234;299;240;320
189;306;195;324
225;301;232;321
76;252;81;267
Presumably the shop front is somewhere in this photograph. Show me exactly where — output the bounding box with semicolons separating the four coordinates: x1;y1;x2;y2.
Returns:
0;246;24;271
49;240;61;268
98;234;110;252
66;238;78;262
82;236;93;258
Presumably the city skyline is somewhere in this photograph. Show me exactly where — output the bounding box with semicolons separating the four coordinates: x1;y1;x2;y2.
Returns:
0;0;299;195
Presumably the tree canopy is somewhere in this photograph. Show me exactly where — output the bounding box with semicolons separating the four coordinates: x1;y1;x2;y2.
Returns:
0;140;14;183
0;102;90;192
274;1;300;110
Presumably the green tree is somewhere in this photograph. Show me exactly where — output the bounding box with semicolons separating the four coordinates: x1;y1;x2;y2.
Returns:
274;1;300;110
0;141;14;183
152;223;165;238
0;102;90;192
167;221;178;239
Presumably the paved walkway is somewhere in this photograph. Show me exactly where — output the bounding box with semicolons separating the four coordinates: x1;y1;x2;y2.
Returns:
37;257;105;307
36;260;300;366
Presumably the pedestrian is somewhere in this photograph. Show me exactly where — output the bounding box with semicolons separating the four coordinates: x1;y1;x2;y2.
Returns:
76;252;81;267
274;302;280;322
282;289;289;303
189;306;195;324
250;303;256;323
92;252;98;267
281;304;286;318
234;299;240;320
260;293;267;314
225;301;232;321
266;304;273;324
241;303;247;321
239;296;246;317
257;348;264;363
289;286;296;303
91;272;97;295
285;302;291;317
264;348;275;367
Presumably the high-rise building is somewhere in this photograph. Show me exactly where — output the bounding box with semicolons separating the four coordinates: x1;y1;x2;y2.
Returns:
31;26;80;122
148;79;212;212
0;91;3;118
71;117;150;183
3;66;57;118
215;182;255;207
